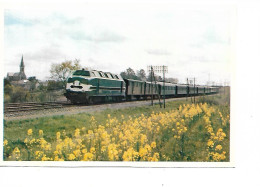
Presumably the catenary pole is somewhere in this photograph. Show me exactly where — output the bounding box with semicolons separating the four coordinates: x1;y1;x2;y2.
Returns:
163;65;165;108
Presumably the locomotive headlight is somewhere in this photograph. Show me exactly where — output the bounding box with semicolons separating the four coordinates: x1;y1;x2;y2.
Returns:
74;80;80;86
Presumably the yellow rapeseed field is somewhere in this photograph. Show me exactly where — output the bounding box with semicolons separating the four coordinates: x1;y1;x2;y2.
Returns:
4;103;230;161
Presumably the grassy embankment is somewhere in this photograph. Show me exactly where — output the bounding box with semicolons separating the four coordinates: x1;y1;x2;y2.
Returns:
4;91;230;161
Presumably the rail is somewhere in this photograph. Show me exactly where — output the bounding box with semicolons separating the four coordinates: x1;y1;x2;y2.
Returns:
4;102;69;113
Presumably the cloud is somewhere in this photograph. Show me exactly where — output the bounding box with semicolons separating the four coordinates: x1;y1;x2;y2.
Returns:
3;5;233;84
146;49;171;56
25;45;66;62
69;30;126;43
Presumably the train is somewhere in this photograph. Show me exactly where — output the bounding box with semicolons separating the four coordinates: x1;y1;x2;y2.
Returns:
64;69;219;104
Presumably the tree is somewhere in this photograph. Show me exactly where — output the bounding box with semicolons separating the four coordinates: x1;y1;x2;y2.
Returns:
28;76;39;91
120;67;139;80
136;69;146;81
147;72;160;82
50;59;81;87
4;78;11;87
165;78;178;84
47;80;64;90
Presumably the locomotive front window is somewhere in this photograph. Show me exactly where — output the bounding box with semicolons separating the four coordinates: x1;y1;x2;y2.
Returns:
73;70;90;77
68;78;74;83
104;73;109;78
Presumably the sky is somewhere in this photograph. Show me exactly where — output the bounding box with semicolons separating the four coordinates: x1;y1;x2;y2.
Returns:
3;2;235;85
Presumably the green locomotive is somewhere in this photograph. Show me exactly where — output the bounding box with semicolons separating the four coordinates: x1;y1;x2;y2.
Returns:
64;69;125;104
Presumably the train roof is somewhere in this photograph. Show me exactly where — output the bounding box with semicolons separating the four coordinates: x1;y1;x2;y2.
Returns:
124;79;145;83
71;69;123;81
156;82;177;86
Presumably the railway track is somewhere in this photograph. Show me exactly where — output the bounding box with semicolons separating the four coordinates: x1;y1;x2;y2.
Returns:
4;94;218;120
4;101;72;113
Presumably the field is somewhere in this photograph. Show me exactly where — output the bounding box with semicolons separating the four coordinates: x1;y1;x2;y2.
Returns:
3;92;230;162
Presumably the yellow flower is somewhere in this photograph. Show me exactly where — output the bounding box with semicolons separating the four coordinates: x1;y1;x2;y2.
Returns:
151;142;156;149
39;130;43;136
56;132;61;140
151;152;159;161
139;147;147;159
207;140;214;148
27;129;33;136
90;147;96;153
215;145;222;151
82;149;88;154
74;128;80;137
56;144;63;154
82;152;94;161
68;154;76;160
73;149;81;158
24;138;28;144
41;154;52;161
35;151;44;160
4;139;8;146
13;147;20;154
123;147;139;161
29;138;36;144
12;147;20;160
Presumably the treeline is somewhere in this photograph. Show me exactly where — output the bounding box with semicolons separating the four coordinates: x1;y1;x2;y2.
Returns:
4;59;80;104
120;67;178;83
4;78;64;103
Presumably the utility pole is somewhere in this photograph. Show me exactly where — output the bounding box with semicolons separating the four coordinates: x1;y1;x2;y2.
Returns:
163;65;166;108
148;65;168;108
151;66;154;106
190;80;193;103
194;77;196;103
186;78;188;101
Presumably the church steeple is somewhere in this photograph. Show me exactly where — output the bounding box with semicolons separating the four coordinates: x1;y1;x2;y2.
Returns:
19;55;26;80
20;55;25;73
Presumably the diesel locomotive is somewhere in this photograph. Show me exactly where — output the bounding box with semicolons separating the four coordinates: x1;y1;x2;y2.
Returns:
64;69;219;104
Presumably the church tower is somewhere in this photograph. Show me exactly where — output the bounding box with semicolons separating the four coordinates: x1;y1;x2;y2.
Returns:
19;55;27;80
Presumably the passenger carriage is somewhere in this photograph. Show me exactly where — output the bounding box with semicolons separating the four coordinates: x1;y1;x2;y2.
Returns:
124;79;146;100
157;82;177;98
188;85;197;96
197;86;206;94
176;84;188;96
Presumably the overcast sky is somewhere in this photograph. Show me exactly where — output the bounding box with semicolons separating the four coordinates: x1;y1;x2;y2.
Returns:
3;3;234;85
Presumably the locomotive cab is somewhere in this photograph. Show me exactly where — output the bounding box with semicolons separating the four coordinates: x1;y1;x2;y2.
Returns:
65;69;125;104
